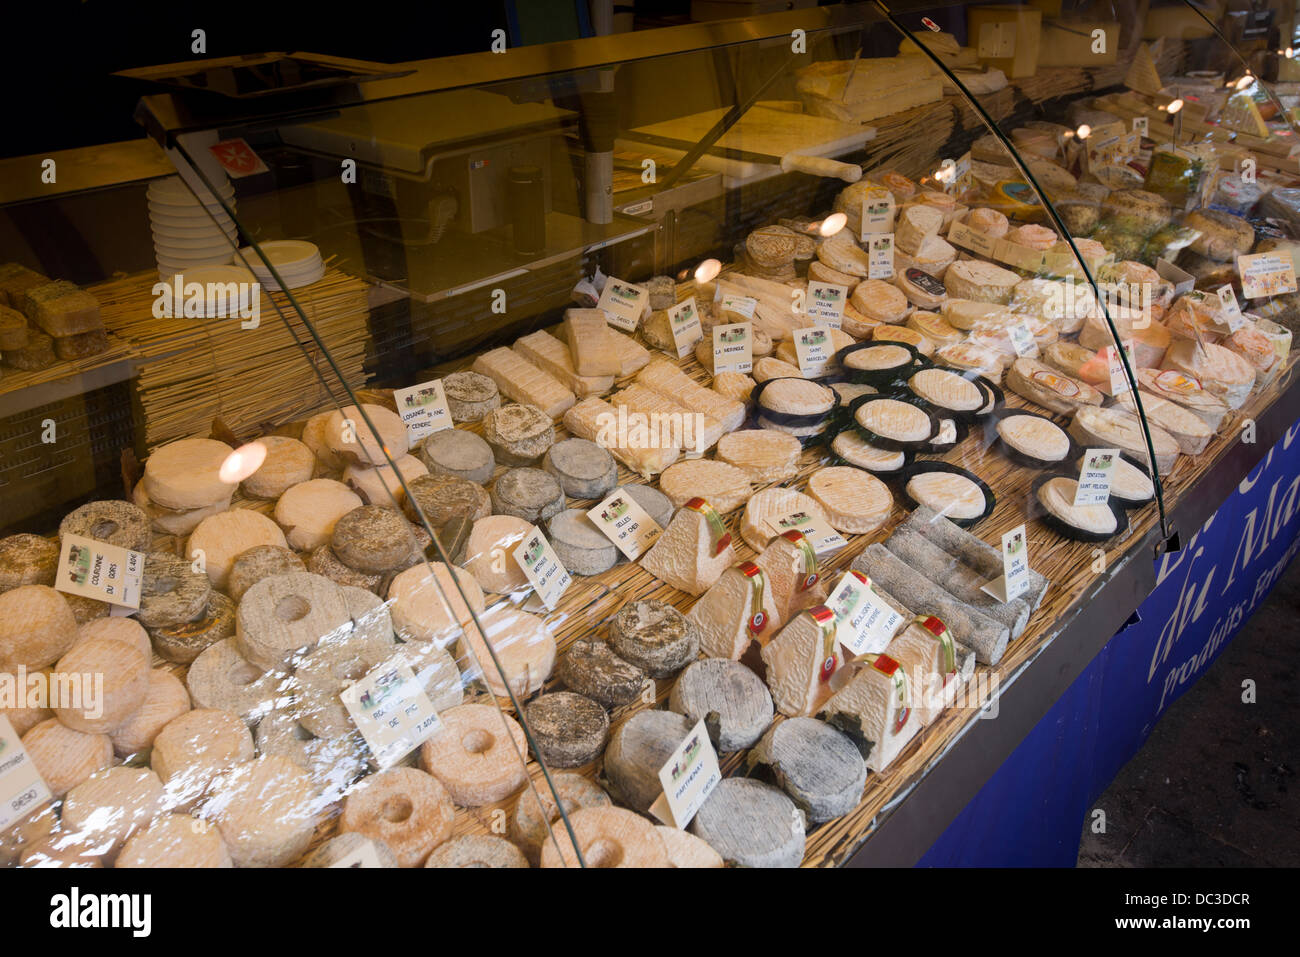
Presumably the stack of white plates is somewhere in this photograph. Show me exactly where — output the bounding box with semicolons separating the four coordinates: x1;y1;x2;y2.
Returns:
238;240;325;291
164;265;259;318
149;175;238;279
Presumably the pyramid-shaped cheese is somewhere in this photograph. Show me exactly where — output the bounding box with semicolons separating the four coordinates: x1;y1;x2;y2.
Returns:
640;503;735;596
761;606;841;718
687;562;779;660
751;530;827;628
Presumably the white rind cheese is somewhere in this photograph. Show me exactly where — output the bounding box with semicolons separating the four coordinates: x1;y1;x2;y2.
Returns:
1069;405;1180;472
1038;477;1117;536
943;261;1020;304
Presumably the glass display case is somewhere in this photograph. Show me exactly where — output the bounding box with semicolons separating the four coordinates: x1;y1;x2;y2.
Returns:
1;0;1295;868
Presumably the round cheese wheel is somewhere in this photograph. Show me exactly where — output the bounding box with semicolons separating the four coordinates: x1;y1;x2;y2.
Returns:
235;572;350;672
143;438;238;509
425;835;529;868
109;668;191;757
759;378;835;416
855;398;932;443
525;691;609;768
420;703;529;806
387;562;484;642
324;403;409;465
1038;476;1117;535
459;606;556;698
806;466;893;534
274;478;363;552
908;368;983;411
132;480;231;537
656;825;724;868
998;414;1070;462
301;410;346;470
241;436;315;500
189;510;288;590
116;813;233;868
58;500;150;552
139;552;213;627
510;772;611;862
540;806;670;868
850;279;909;323
659;459;753;513
53;634;150;733
0;533;58;591
906;471;986;520
72;616;151;660
831;430;906;472
0;585;77;670
344;454;428;507
1;664;52;736
463;515;533;594
151;708;254;810
22;717;113;797
62;766;165;858
211;755;319;867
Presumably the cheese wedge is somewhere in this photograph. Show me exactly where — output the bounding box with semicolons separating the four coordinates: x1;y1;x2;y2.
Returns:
640;504;735;596
716;430;802;484
514;331;614;398
610;384;723;453
659;459;753;512
752;531;827;625
761;608;841;717
635;359;746;433
806;466;892;534
687;563;780;659
472;347;575;419
563;396;680;478
563;310;621;376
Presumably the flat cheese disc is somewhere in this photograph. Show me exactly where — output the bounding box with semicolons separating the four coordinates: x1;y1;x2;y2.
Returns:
855;399;931;443
1038;476;1117;535
807;466;893;534
844;344;911;372
1111;457;1155;502
659;459;753;513
740;488;830;552
715;430;802;484
997;414;1070;462
832;431;906;472
908;368;983;411
905;472;985;520
759;378;835;416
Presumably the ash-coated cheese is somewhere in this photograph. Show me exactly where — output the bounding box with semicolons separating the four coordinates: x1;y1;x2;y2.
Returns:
329;505;416;574
943;261;1020;304
0;533;57;591
143;438;238;510
603;709;695;813
58;500;150;552
274;478;364;551
242;436;315;499
405;472;491;529
557;638;647;709
750;717;867;824
420;703;528;806
324;403;409;466
543;437;617;499
22;280;102;337
459;605;556;698
669;658;773;751
441;370;500;422
189;510;288;590
610;599;700;678
419;428;496;484
689;777;804;868
472;346;575;419
0;584;77;670
659;459;753;513
716;429;802;484
514;330;614;397
491;467;565;524
139;551;213;627
147;592;235;664
547;508;618;575
806;466;893;534
524;691;608;768
339;766;454;868
482;402;556;466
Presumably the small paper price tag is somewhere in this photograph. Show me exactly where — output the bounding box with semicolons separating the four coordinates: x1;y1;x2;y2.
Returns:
1009;322;1039;358
1107;341;1134;396
860;187;895;238
597;277;648;331
717;293;757;320
826;570;904;656
0;716;52;833
340;656;444;769
712;322;753;374
329;840;386;868
775;510;846;557
56;534;143;610
1238;252;1299;299
806;282;847;329
649;718;720;829
867;233;895;280
1215;285;1246;332
587;488;663;560
1156;258;1196;298
1133;116;1148;137
513;527;571;611
947;220;998;258
394;378;453;442
1074;448;1119;507
666;298;703;358
793;325;833;377
981;524;1031;603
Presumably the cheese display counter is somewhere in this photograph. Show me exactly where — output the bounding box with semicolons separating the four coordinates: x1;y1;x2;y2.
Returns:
1;1;1297;868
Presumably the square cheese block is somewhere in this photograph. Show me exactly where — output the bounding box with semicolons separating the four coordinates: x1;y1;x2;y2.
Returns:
563;310;621;377
562;396;680;478
513;330;614;397
21;281;103;337
472;347;575;419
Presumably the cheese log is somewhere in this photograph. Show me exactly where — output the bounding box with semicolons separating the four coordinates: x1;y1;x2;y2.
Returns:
1136;368;1231;431
884;527;1029;638
668;658;773;751
1069;406;1180;473
472;347;575;419
563;311;621;376
761;609;842;718
514;330;614;397
659;460;752;513
944;261;1020;304
1113;391;1214;455
749;717;867;823
608;329;652;376
1160;340;1256;410
610;384;723;452
740;487;830;552
851;544;1010;665
635;359;746;433
752;532;827;625
563;396;680;478
686;564;780;659
1006;357;1104;414
715;430;801;484
640;506;735;596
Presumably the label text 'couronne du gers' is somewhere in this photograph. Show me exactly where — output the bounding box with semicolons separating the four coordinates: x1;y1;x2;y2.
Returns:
151;275;260;329
49;888;151;937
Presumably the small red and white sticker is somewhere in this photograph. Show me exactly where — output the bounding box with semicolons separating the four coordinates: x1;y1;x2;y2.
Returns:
921;17;941;31
208;138;269;178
